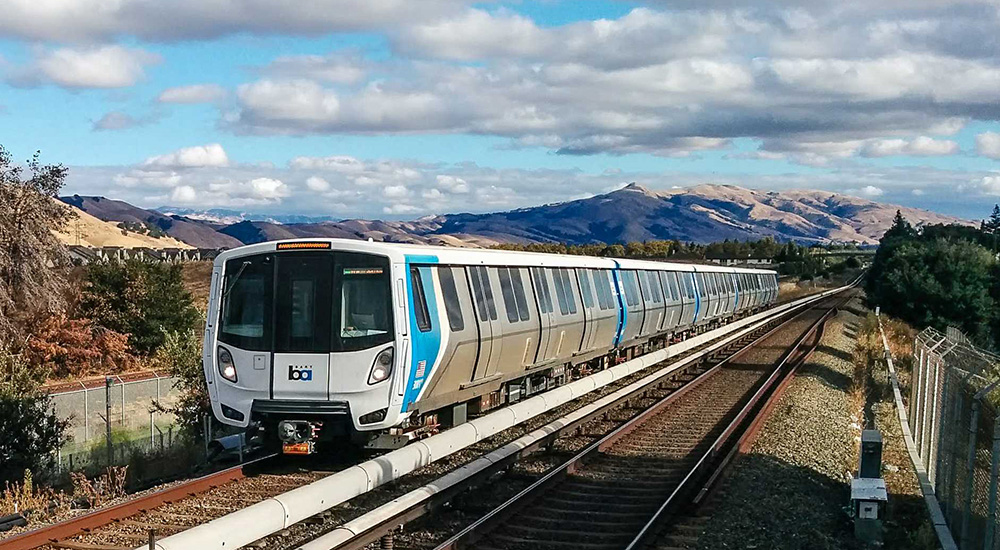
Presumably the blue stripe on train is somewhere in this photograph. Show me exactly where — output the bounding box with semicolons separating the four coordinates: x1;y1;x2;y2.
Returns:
611;262;626;348
402;256;440;413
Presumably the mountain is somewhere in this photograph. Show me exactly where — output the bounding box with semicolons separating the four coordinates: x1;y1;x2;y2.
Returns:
61;195;244;248
155;206;340;225
53;202;193;249
63;184;969;249
426;183;965;246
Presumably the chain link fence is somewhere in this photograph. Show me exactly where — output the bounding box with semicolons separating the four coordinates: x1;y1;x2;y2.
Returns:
46;373;183;472
910;327;1000;550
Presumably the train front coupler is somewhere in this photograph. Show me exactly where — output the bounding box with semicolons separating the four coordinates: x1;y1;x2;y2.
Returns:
277;420;322;455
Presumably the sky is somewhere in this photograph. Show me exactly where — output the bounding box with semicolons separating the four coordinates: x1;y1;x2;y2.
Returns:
1;0;999;221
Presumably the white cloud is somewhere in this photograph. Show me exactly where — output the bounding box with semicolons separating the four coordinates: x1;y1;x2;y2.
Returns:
305;176;331;192
860;136;959;157
143;144;230;168
0;0;466;42
10;45;160;89
969;176;1000;196
260;52;367;84
170;185;198;203
92;111;145;131
382;184;409;198
158;84;226;104
290;155;366;173
435;175;470;193
976;132;1000;160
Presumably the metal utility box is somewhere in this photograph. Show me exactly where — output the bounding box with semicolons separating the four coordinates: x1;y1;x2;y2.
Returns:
851;477;887;538
859;430;883;479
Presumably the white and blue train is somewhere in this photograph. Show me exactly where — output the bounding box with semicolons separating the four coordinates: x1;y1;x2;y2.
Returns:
202;239;779;452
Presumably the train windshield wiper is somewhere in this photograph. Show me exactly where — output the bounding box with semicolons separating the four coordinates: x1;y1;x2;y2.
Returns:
222;261;250;300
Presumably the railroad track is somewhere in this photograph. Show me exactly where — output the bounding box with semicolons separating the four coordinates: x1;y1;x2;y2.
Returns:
0;455;353;550
426;296;843;550
2;289;848;550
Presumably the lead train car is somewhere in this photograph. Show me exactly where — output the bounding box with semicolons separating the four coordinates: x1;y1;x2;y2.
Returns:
203;239;779;451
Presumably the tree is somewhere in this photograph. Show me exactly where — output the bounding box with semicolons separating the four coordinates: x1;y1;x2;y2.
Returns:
984;205;1000;234
883;210;916;241
0;146;72;346
0;354;68;485
153;329;209;437
80;261;201;355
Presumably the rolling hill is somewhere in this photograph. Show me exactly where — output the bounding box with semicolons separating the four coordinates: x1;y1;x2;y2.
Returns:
63;184;969;249
53;202;194;249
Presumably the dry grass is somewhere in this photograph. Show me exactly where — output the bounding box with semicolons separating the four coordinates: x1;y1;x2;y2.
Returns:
0;470;70;522
181;261;213;311
70;466;128;508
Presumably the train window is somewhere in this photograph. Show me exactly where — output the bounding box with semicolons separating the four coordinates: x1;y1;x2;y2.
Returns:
220;255;273;351
480;267;498;321
622;270;640;307
275;255;333;353
498;267;521;323
578;269;595;309
667;273;680;302
645;271;663;304
531;268;553;314
334;253;393;351
552;269;568;315
562;269;578;314
511;268;531;322
469;267;489;321
410;267;432;333
438;267;465;332
592;269;610;310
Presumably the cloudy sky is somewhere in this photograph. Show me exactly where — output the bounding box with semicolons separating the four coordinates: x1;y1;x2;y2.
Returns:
1;1;999;220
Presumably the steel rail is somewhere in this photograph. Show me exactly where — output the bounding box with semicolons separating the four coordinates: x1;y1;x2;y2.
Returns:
428;296;844;550
0;454;278;550
624;296;848;550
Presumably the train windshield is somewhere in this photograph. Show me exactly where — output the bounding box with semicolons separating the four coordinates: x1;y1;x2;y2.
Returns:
218;251;393;353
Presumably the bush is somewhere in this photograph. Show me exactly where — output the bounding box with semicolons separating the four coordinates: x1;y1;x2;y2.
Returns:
0;355;68;486
80;261;200;355
153;329;211;438
23;314;137;378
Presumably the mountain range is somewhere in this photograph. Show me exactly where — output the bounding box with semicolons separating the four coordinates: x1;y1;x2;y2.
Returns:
60;183;968;249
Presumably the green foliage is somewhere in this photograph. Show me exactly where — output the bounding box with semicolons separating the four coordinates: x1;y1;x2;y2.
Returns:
492;236;829;262
80;260;200;355
866;210;1000;349
0;354;69;485
152;329;210;437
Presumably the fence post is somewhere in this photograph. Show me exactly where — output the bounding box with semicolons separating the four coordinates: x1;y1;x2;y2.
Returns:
84;386;90;443
105;376;114;468
150;411;155;448
983;416;1000;550
960;397;982;547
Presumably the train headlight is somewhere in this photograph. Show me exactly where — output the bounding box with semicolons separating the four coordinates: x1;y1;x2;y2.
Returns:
368;347;393;385
218;346;238;383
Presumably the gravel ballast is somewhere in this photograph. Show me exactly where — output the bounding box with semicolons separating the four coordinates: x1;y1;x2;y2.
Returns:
697;297;933;550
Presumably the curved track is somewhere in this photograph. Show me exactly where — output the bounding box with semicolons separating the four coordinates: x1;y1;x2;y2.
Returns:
429;297;843;550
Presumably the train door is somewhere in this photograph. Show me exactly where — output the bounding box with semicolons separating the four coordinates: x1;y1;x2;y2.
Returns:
659;271;680;330
468;266;503;381
591;269;620;350
618;269;644;344
576;268;599;352
418;266;480;397
271;253;333;401
530;267;558;363
494;267;538;370
694;272;708;323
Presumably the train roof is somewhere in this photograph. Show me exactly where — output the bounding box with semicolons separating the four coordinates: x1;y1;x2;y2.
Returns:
215;238;776;275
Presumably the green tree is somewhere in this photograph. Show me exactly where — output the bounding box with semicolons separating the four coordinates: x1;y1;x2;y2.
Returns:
0;146;72;345
884;210;917;241
0;354;68;485
153;329;209;437
984;205;1000;234
80;261;200;355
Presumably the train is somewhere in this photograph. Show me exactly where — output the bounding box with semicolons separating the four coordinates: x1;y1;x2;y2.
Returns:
202;239;779;453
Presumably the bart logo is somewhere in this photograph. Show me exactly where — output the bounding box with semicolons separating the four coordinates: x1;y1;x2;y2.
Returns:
288;365;313;381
